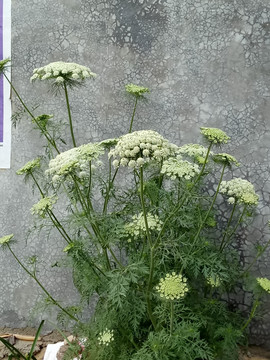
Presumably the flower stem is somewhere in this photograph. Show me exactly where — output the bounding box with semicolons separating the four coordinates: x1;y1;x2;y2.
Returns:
194;142;213;185
139;167;152;247
170;301;174;335
30;173;73;244
241;297;260;331
243;238;270;276
5;73;60;153
220;203;247;252
103;159;119;214
146;248;157;330
219;201;237;251
129;97;138;133
7;244;79;322
191;163;226;249
64;82;76;147
221;204;247;252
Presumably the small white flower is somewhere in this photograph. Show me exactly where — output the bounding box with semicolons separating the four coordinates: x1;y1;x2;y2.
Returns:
128;160;136;168
220;178;259;206
136;157;144;166
112;159;119;168
98;329;114;346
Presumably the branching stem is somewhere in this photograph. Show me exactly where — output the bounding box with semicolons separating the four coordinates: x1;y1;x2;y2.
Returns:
5;73;60;153
7;244;79;322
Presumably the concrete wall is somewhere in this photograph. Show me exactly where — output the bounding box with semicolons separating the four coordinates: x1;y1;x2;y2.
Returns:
0;0;270;345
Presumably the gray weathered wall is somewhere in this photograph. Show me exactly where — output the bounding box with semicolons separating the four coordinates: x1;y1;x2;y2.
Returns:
0;0;270;346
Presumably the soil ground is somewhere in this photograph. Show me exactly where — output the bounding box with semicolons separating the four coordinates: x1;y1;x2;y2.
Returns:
0;327;68;360
0;327;270;359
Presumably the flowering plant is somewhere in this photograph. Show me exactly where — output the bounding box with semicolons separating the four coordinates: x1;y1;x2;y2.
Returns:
1;60;270;360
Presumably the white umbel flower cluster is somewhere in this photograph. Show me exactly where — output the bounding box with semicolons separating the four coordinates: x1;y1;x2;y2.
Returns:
177;144;212;164
109;130;177;169
156;272;188;300
161;156;200;180
46;143;104;184
220;178;259;206
200;127;230;144
31;196;58;217
98;329;114;346
257;277;270;293
30;61;96;84
125;212;163;240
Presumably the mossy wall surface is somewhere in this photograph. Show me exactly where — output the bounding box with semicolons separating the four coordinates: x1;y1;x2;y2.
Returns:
0;0;270;345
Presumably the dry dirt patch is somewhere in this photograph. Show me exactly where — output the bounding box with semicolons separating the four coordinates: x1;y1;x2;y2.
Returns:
0;327;68;360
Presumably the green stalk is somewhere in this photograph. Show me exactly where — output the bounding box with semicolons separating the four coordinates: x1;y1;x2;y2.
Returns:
220;204;247;252
5;73;60;153
60;183;100;255
30;172;44;197
137;169;156;327
118;326;139;350
129;97;138;133
7;244;79;322
67;175;113;270
241;297;260;331
86;161;92;211
154;142;213;251
63;82;76;147
219;201;237;251
146;248;157;330
30;173;72;244
30;172;107;282
103;161;119;214
28;320;45;359
139;235;147;261
191;163;226;249
194;142;213;185
243;237;270;276
153;193;188;251
139;167;157;327
170;301;174;335
139;167;152;247
107;246;124;268
47;211;72;244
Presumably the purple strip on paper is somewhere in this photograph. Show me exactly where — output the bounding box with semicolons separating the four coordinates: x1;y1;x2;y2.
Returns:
0;0;3;143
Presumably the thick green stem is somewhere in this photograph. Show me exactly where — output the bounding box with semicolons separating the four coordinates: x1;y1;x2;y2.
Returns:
64;82;76;147
7;244;79;322
5;73;60;153
241;297;260;331
129;97;138;133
